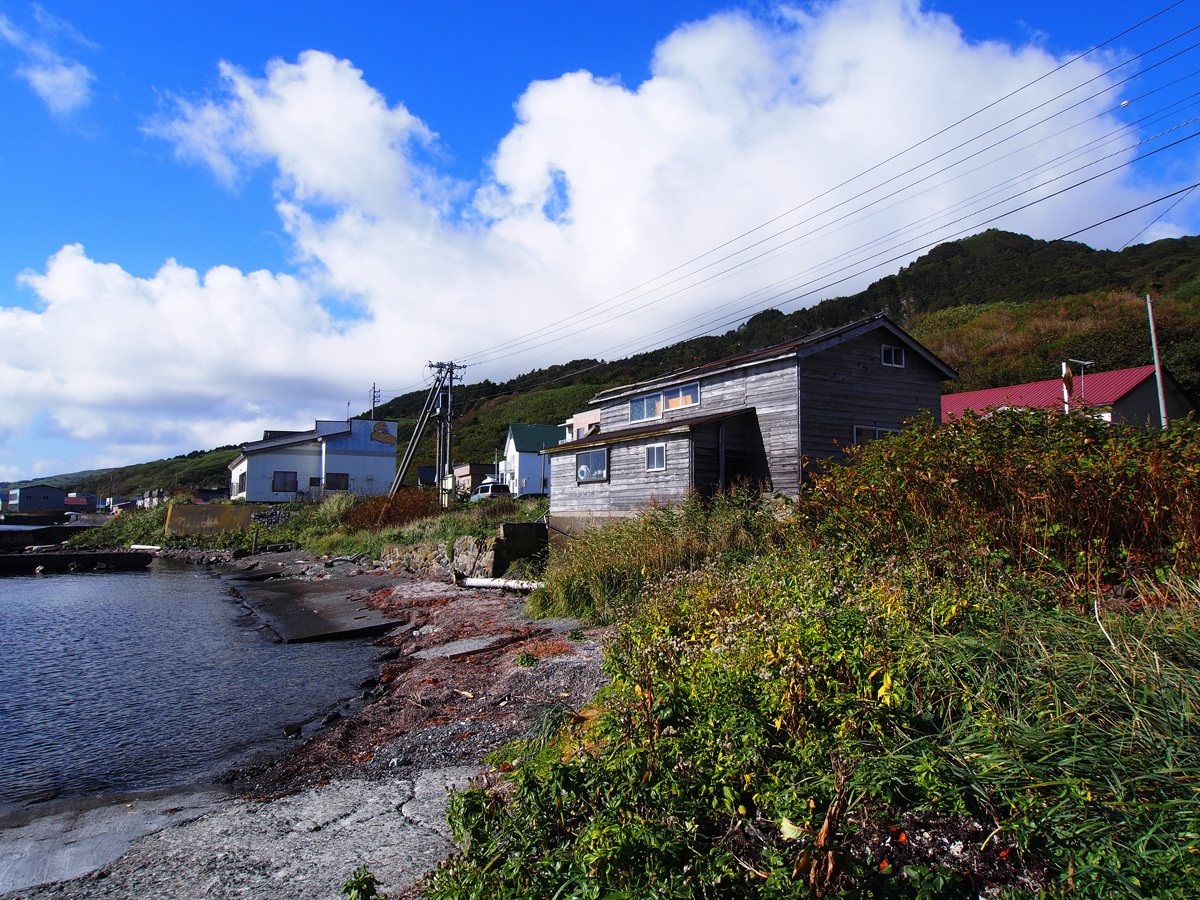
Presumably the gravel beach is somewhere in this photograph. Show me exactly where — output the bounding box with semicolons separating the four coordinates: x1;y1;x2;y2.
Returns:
0;551;610;900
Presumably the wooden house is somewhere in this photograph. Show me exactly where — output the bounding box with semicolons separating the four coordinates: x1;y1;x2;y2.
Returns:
543;314;957;532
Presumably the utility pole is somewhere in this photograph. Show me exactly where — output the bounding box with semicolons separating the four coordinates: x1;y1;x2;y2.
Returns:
370;383;381;420
1147;294;1169;428
387;361;462;503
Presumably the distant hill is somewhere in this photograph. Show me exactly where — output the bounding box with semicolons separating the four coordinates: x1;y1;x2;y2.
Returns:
1;468;114;493
21;229;1198;494
60;447;241;499
376;229;1200;479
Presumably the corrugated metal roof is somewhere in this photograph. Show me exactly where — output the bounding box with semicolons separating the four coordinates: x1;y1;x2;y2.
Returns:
941;365;1157;421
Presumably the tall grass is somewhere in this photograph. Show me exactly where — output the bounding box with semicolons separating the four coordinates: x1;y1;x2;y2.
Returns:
532;488;790;622
425;412;1200;900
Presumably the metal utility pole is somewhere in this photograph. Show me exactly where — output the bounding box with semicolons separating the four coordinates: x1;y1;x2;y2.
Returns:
370;383;381;420
1147;294;1169;428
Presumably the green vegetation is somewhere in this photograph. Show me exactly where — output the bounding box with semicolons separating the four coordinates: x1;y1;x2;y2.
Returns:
371;230;1200;483
343;864;387;900
55;446;241;499
422;411;1200;899
65;489;549;559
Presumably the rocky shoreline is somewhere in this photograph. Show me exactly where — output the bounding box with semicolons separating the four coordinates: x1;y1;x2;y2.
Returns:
0;550;610;900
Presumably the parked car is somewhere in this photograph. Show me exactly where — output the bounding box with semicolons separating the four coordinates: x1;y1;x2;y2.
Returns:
469;482;511;502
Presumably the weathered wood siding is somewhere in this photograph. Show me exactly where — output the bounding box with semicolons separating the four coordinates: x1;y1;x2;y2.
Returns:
692;413;771;496
799;333;943;466
548;433;692;516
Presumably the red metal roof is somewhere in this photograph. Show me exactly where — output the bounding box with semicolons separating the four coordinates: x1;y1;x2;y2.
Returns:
941;365;1157;421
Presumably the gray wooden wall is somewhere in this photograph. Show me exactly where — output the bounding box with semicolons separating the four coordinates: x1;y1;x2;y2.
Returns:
799;332;943;467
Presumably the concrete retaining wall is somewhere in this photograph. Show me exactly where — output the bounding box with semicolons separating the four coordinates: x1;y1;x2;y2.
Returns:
164;504;266;536
382;521;548;579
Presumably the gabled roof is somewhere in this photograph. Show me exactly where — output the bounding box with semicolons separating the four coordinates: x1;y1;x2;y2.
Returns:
228;420;354;470
506;423;565;453
591;313;957;404
941;365;1166;420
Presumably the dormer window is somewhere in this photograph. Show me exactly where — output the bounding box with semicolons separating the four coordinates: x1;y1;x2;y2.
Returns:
881;345;905;368
630;392;662;423
630;382;700;422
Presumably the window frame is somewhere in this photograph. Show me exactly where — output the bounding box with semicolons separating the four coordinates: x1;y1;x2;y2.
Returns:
271;470;298;493
663;382;700;411
881;344;906;368
646;443;666;472
853;425;900;445
237;473;247;494
630;381;700;423
629;392;663;423
575;448;608;484
325;472;350;491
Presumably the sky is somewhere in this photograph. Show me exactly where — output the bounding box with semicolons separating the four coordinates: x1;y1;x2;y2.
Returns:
1;0;1198;483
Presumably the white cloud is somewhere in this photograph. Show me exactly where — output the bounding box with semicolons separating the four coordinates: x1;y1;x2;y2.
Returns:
5;0;1197;476
0;9;94;115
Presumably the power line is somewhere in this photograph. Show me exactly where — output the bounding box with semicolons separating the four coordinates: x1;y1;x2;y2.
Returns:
456;2;1193;368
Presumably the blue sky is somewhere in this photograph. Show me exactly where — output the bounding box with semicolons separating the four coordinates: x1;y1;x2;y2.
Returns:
1;0;1197;482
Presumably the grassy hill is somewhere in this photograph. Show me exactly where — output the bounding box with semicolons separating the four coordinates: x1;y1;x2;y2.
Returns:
21;229;1197;494
377;229;1200;481
62;446;241;499
1;468;114;493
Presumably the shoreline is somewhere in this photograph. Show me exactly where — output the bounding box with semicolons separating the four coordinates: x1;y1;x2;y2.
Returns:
0;550;609;900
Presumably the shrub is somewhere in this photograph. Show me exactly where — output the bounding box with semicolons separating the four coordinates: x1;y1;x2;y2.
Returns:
806;409;1200;588
425;414;1200;899
532;487;792;622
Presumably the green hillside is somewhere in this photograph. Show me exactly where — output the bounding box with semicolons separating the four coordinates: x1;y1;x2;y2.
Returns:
21;229;1198;494
1;467;114;493
377;229;1200;481
63;446;241;499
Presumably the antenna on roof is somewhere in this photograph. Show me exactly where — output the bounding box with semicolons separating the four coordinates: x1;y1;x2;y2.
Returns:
1068;359;1094;405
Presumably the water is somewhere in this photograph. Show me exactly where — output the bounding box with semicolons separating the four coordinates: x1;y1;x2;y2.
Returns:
0;561;377;807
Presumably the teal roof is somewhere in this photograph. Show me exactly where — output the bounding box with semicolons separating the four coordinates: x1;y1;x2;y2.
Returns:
507;423;564;453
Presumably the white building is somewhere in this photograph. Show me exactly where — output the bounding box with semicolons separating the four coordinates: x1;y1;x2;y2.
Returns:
228;419;398;502
497;424;561;496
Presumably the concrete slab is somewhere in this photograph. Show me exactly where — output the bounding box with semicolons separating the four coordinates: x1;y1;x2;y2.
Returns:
410;634;518;660
231;577;399;643
0;787;229;895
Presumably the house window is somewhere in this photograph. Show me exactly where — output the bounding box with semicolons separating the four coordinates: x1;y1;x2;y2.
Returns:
309;476;323;487
631;381;700;422
272;471;298;492
881;345;905;368
238;473;247;494
646;444;666;471
853;426;900;445
664;382;700;411
576;448;608;483
630;393;662;423
326;473;350;491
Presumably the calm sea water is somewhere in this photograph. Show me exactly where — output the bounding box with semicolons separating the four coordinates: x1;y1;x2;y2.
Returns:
0;561;377;807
